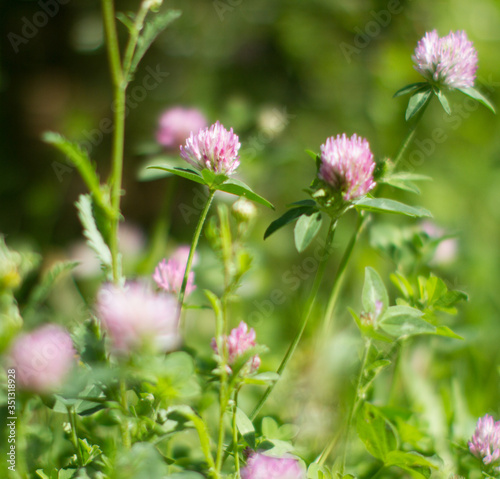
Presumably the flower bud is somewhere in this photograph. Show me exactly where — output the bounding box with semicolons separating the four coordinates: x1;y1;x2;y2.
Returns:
232;198;257;223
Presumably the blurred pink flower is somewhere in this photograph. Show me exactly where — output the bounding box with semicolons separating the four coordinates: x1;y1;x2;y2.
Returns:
180;121;240;175
420;220;458;265
412;30;478;89
153;246;197;298
241;452;305;479
211;321;260;373
319;133;376;202
96;282;180;355
8;324;76;394
170;245;199;267
156;107;207;149
469;414;500;471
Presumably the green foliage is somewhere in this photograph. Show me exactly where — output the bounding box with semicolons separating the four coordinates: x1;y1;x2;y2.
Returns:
379;172;432;195
294;211;323;253
264;204;317;239
42;132;112;217
75;194;115;281
130;9;182;76
148;166;273;208
458;87;496;113
354;198;431;218
405;87;432;121
307;463;333;479
235;407;256;448
110;442;168;479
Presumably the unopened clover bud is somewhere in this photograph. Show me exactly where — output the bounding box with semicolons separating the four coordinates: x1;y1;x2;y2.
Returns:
232;198;257;223
143;0;163;12
62;422;72;435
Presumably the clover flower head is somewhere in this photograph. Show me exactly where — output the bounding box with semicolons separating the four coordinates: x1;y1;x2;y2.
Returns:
180;121;240;175
241;452;305;479
97;282;180;355
211;321;260;373
8;324;76;394
319;133;376;202
412;30;478;89
468;414;500;471
156;107;207;149
153;246;197;298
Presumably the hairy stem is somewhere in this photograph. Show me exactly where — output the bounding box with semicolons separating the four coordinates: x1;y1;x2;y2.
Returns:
249;217;337;420
102;0;125;284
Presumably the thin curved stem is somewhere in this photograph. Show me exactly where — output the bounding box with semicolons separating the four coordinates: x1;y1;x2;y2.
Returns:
178;189;216;318
67;405;84;467
122;2;150;80
232;388;241;477
215;380;229;473
315;428;342;467
339;338;372;474
321;212;368;337
392;95;433;169
249;217;337;421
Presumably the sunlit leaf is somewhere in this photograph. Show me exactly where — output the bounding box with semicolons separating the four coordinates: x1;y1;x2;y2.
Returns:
217;178;274;209
354;198;431;218
294;211;323;253
458;86;496;113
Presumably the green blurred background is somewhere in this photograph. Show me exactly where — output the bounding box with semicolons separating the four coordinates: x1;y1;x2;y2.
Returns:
2;0;500;463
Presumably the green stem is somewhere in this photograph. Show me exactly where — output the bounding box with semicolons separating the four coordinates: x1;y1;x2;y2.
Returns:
67;405;84;467
392;95;433;169
370;465;387;479
340;338;372;474
315;429;342;467
215;287;231;473
102;0;125;284
215;380;229;473
122;2;150;79
120;378;131;449
232;389;241;477
178;189;216;317
321;212;368;337
249;217;337;421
